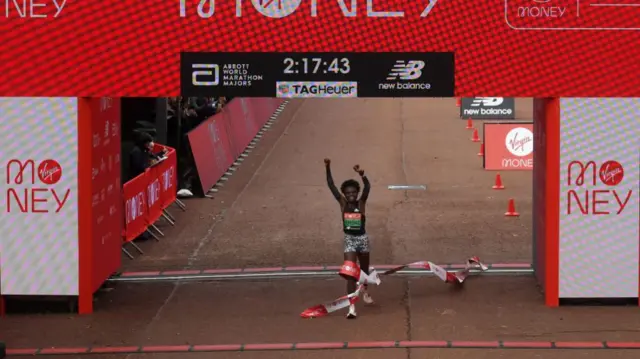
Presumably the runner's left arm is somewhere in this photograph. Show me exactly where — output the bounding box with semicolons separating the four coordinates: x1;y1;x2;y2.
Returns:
360;174;370;202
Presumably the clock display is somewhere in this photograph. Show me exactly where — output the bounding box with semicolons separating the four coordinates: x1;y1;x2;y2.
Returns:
283;57;351;75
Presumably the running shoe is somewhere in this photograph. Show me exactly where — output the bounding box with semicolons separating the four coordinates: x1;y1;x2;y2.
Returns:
363;290;374;305
346;304;357;319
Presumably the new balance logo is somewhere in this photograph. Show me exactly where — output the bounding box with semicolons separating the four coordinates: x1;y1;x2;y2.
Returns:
461;97;515;119
386;60;425;81
470;97;504;107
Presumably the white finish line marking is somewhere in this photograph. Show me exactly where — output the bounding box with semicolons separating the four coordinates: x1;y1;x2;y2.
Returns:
387;185;427;190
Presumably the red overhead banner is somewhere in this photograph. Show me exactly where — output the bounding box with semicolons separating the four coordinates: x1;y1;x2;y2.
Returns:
1;1;640;96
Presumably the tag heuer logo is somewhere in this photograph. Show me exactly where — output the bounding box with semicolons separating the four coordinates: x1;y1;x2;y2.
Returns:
278;84;290;94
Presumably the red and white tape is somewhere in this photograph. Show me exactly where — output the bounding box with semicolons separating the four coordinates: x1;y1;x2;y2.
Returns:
300;284;364;318
383;256;488;284
301;257;487;318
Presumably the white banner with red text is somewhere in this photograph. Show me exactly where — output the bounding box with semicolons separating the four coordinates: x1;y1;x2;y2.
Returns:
0;98;121;314
559;98;640;299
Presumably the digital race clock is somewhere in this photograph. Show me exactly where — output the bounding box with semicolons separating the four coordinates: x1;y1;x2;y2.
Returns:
180;52;454;98
282;56;351;75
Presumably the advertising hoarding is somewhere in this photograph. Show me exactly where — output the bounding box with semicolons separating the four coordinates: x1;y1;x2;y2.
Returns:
483;122;534;171
559;98;640;298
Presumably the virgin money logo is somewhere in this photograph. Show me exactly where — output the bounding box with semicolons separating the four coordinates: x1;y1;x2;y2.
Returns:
37;159;62;185
505;127;533;157
599;160;624;186
252;0;303;18
180;0;439;19
566;160;632;215
5;159;71;213
125;191;146;225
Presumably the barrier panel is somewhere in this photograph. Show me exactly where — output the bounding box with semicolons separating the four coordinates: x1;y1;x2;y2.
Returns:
188;99;284;193
122;172;149;243
225;99;258;158
122;146;178;243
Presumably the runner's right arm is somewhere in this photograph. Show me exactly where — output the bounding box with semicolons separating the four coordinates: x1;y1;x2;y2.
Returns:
324;159;343;202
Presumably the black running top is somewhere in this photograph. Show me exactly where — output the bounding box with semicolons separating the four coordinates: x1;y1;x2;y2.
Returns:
325;165;370;235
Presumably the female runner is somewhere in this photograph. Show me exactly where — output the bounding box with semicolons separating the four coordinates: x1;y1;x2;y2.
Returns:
324;158;373;319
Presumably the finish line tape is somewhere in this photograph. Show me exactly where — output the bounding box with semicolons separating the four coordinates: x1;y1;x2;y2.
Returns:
7;341;640;355
300;257;488;318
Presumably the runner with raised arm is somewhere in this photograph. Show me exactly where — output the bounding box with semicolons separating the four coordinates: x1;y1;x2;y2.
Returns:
324;158;373;319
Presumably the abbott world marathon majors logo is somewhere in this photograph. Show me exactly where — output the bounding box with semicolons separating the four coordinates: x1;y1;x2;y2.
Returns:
4;159;71;213
276;82;358;98
192;63;263;87
461;97;515;119
566;160;633;216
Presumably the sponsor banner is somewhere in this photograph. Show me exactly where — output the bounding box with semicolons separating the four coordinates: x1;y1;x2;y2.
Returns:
3;2;640;96
122;172;149;242
146;169;165;225
181;53;271;97
276;81;358;98
0;98;79;296
87;97;122;293
368;54;454;97
559;98;640;299
157;147;178;210
461;97;516;119
188;98;283;193
181;52;454;97
483;122;534;171
145;147;177;224
121;145;178;242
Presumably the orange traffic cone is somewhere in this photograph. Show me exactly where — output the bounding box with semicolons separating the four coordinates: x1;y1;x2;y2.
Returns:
492;173;504;189
505;198;519;217
477;143;485;157
471;128;480;142
456;97;461;107
466;118;473;130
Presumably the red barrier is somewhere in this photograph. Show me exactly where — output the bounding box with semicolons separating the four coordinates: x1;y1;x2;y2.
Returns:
225;99;258;158
122;146;178;243
188;99;284;193
188;112;234;193
157;148;177;210
122;172;148;242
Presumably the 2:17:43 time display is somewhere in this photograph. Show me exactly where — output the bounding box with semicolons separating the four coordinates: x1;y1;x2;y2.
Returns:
283;57;351;75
